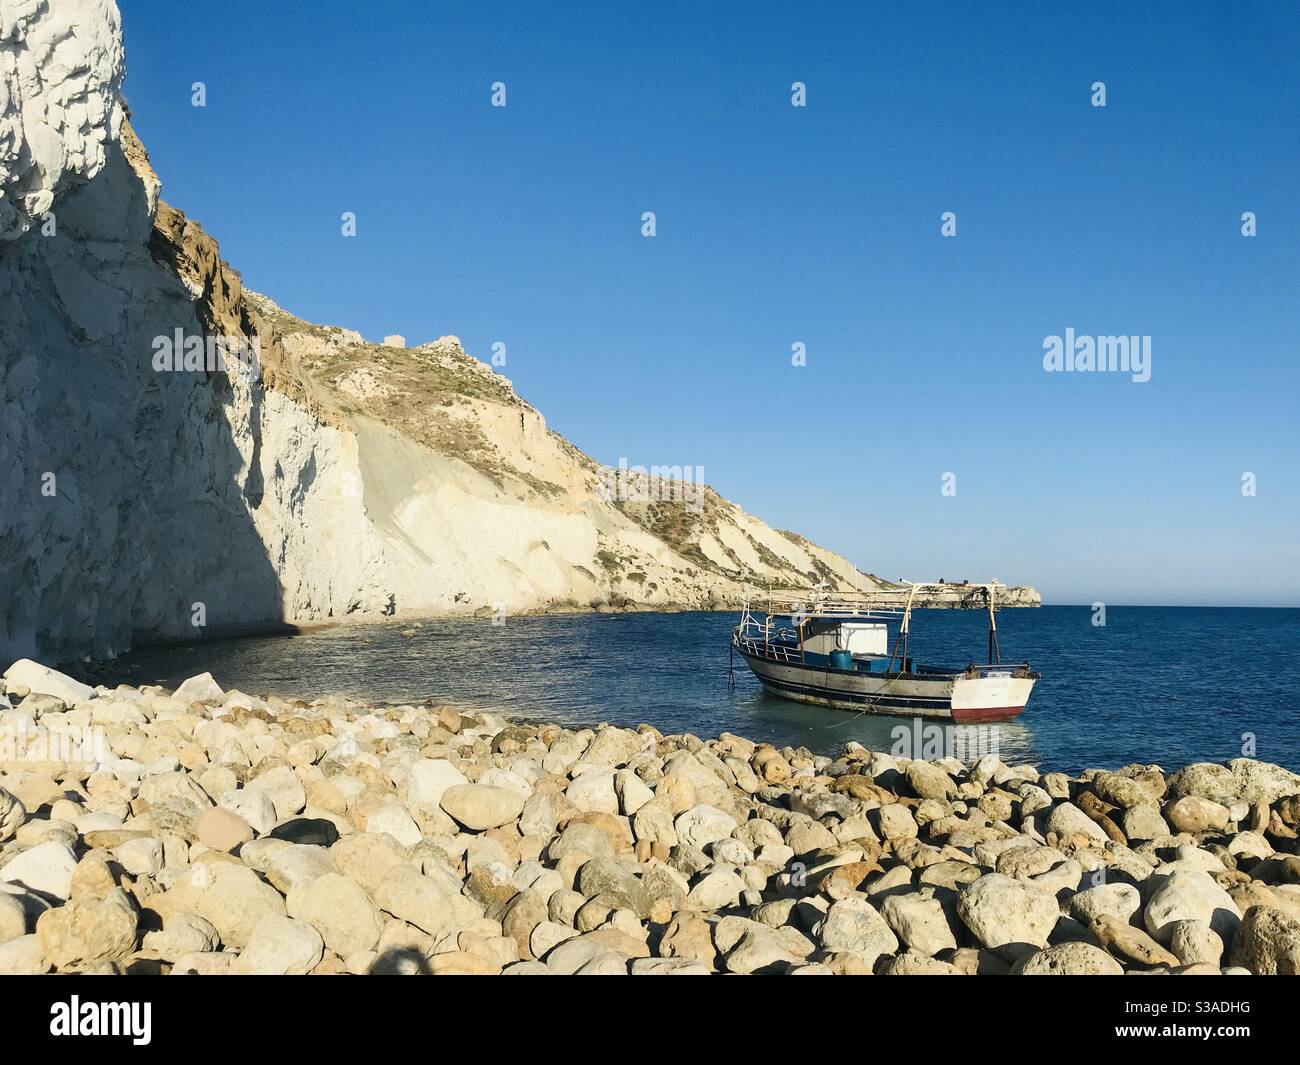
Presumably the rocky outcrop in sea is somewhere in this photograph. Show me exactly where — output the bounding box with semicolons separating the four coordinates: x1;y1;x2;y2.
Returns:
2;659;1297;975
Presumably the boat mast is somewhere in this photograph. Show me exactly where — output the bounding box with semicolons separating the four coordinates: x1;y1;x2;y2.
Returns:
987;584;1001;664
888;582;919;673
795;598;807;663
764;585;771;655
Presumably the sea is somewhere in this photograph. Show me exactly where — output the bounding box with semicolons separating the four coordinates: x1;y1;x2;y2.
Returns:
92;606;1300;774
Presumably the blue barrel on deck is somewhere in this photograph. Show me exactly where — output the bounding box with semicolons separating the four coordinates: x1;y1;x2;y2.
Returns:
829;649;854;671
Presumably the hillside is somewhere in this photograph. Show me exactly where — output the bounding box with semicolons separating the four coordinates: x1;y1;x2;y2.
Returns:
0;0;1037;664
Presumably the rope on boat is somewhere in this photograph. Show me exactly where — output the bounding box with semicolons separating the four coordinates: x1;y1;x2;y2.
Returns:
823;672;905;728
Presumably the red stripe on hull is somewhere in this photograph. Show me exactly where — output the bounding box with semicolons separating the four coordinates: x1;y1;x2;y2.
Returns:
950;705;1026;723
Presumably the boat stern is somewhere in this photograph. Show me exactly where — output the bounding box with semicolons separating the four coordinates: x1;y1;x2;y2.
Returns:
950;669;1037;723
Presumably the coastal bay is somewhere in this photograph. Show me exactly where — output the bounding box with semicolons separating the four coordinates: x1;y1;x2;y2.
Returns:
92;606;1300;774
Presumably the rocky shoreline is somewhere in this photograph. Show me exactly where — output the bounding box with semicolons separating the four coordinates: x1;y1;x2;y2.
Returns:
1;658;1297;976
110;585;1044;652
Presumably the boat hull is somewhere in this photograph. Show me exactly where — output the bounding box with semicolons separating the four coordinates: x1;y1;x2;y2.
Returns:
737;648;1034;722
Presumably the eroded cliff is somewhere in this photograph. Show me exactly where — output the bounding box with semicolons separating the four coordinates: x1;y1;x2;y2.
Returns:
0;0;1037;664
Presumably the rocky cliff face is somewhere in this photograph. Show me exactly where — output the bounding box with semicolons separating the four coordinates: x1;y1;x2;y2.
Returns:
0;0;1037;665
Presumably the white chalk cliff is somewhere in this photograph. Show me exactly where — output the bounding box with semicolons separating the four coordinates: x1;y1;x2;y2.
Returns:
0;0;1037;664
0;0;122;240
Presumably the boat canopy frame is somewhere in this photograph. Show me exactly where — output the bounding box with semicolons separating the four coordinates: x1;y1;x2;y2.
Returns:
737;580;1007;670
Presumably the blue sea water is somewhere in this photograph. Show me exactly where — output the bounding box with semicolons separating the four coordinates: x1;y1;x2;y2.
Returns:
92;606;1300;773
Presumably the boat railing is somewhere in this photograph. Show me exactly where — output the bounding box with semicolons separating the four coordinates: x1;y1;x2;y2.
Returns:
791;607;903;621
958;663;1034;677
748;583;1007;617
732;633;805;663
733;614;799;643
735;643;1034;675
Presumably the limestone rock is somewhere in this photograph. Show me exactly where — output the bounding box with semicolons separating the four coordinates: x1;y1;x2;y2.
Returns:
816;898;899;962
365;804;422;848
0;787;28;843
2;661;96;703
673;805;736;851
1068;882;1141;925
263;843;334;894
1089;772;1156;809
566;771;619;815
142;914;221;961
1168;919;1223;966
686;868;743;911
0;892;29;943
723;921;815;975
373;865;470;939
883;951;963;975
1229;906;1300;975
1019;942;1123;975
583;727;648;768
406;759;469;808
614;769;654;815
1166;796;1230;833
1090;914;1179;968
113;836;163;877
956;874;1060;953
1044;802;1109;844
0;934;49;975
1166;760;1300;807
232;915;324;974
1122;804;1169;842
0;841;78;901
544;935;627;975
188;863;288;948
659;912;716;967
196;807;255;852
440;784;526;831
1143;869;1242;945
329;832;407;895
575;857;651;918
173;673;225;705
880;892;958;957
245;767;307;821
630;956;710;975
906;761;957;801
36;888;138;970
218;790;278;836
286;873;382;957
876;804;918;842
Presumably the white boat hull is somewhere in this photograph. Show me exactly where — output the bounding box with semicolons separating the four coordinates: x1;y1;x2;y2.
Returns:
738;649;1035;721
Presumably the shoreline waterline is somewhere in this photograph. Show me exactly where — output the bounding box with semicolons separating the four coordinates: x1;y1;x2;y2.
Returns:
63;594;1049;672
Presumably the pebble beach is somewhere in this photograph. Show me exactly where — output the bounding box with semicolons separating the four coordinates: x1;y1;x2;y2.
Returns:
2;659;1298;976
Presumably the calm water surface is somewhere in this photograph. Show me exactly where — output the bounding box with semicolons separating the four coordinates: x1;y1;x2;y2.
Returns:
91;606;1300;773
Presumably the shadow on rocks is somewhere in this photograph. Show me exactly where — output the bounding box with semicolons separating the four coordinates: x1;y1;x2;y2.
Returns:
368;949;432;976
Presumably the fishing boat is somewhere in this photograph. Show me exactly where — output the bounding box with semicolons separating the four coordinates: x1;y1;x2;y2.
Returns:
730;582;1037;722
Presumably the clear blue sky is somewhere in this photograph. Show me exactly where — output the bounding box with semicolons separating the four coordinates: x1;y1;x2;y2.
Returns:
119;0;1299;606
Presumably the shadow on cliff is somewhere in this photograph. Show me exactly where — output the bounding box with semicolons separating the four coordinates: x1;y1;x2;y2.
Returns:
0;126;290;667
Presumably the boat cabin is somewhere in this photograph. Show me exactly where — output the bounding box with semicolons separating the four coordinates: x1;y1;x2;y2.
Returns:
798;618;888;657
